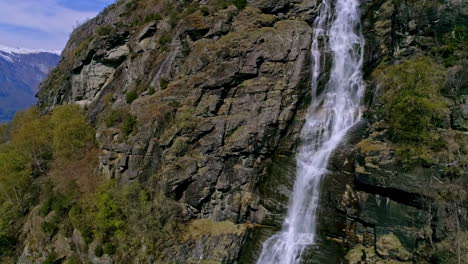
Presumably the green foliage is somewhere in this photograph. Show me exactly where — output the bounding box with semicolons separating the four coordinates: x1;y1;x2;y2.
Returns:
200;6;210;16
0;105;95;256
96;26;113;36
64;256;80;264
103;242;117;255
94;182;126;241
159;32;172;50
39;196;53;217
126;90;138;104
125;0;138;11
232;0;247;9
374;57;448;166
121;115;137;136
95;245;104;257
0;124;8;144
10;108;53;174
68;180;180;257
432;25;467;66
41;221;58;235
0;230;17;257
160;77;169;90
50;105;95;159
42;254;60;264
40;192;75;217
104;109;137;136
144;13;162;23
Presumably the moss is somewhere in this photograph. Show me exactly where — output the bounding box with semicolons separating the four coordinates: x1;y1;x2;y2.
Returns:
174;106;198;131
357;139;387;154
170;137;188;156
182;219;251;241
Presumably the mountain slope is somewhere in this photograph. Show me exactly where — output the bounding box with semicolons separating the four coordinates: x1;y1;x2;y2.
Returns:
0;45;60;122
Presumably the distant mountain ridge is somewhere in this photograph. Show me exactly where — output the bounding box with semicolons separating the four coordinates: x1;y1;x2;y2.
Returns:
0;45;60;122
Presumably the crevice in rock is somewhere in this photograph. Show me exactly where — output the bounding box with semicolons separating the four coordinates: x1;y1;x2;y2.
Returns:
354;179;432;210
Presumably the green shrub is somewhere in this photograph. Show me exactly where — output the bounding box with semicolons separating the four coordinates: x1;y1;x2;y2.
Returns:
104;109;125;128
431;25;467;66
104;109;137;136
69;205;94;244
159;32;172;50
160;78;169;90
200;7;210;16
103;242;116;255
0;234;16;257
121;115;137;136
143;13;162;24
51;105;95;159
0;124;8;144
42;255;60;264
126;90;138;104
39;197;53;217
96;26;112;36
232;0;247;9
148;87;155;95
95;245;104;257
125;0;137;11
64;256;80;264
67;180;181;257
51;193;74;216
374;57;448;166
41;221;58;235
377;57;446;143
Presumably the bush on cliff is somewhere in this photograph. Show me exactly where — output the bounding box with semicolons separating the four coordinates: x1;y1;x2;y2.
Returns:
0;105;96;257
374;57;448;166
68;180;181;258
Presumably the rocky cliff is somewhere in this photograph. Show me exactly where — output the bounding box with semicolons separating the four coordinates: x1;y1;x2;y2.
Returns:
7;0;468;263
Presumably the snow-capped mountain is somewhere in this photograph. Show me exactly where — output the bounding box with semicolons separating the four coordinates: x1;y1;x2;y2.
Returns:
0;45;60;122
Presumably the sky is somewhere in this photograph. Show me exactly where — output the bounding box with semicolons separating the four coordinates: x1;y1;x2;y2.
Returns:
0;0;114;51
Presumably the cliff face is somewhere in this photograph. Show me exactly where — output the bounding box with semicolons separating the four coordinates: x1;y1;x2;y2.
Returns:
17;0;468;263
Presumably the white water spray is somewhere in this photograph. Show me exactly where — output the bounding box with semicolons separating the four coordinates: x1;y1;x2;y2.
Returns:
256;0;365;263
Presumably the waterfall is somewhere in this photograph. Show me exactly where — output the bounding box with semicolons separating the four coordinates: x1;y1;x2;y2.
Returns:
256;0;365;263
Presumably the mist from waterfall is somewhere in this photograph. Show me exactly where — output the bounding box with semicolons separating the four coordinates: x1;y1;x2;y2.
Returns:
256;0;365;263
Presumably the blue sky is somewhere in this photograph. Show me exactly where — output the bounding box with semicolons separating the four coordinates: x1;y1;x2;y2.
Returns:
0;0;114;50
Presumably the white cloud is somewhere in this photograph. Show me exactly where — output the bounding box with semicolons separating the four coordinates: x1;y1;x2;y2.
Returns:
0;0;98;34
0;0;106;50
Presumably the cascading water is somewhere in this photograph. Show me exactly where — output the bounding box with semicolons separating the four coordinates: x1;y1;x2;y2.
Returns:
256;0;365;263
